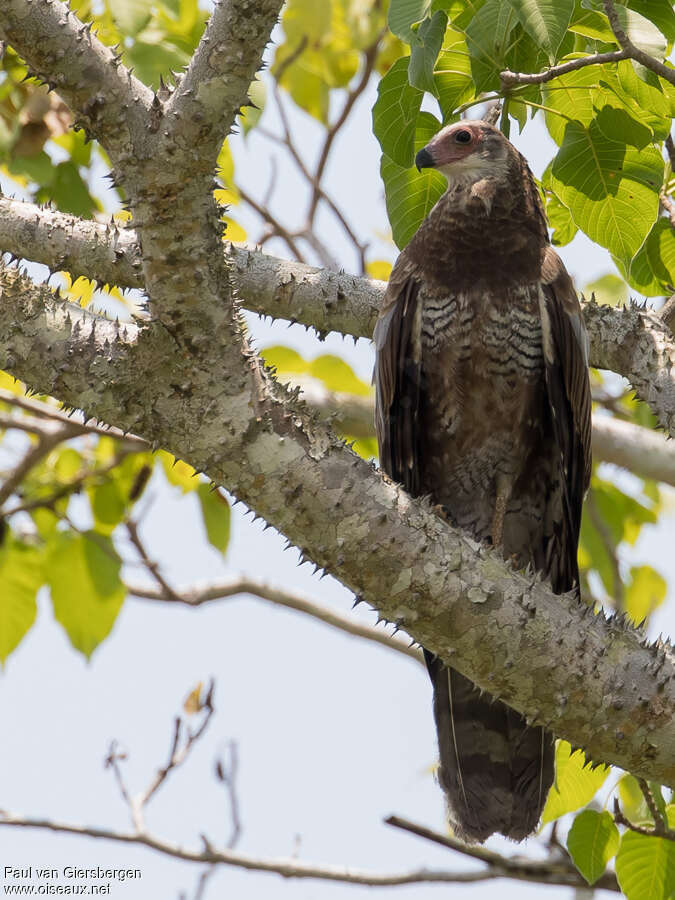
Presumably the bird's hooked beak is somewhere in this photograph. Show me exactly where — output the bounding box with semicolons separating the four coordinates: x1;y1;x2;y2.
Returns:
415;146;435;172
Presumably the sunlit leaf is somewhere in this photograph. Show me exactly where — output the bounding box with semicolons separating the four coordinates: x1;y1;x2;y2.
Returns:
0;537;42;664
433;25;474;119
366;259;393;281
541;740;610;824
624;564;666;626
550;113;662;272
567;810;619;885
197;483;231;555
309;355;371;396
583;272;628;306
616;824;675;900
159;450;200;492
47;532;125;658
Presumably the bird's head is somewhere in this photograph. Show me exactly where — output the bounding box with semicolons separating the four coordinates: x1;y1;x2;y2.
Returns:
415;121;511;185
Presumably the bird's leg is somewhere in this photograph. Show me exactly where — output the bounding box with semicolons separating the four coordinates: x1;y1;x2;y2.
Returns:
491;474;512;548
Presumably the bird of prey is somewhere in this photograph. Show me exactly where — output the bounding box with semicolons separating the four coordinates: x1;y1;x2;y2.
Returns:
374;120;592;843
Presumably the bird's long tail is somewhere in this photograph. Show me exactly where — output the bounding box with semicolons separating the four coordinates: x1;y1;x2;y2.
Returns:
424;650;554;843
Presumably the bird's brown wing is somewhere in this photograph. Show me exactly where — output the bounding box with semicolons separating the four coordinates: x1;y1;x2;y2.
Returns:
540;246;592;592
373;260;422;494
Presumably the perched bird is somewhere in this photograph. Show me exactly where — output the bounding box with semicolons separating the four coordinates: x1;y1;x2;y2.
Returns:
374;120;592;843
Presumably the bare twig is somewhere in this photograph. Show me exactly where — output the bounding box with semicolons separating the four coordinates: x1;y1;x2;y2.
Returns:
385;815;620;891
636;778;668;836
215;741;242;849
107;683;216;833
125;519;183;604
307;34;384;228
614;796;675;840
128;576;422;664
602;0;675;87
0;812;575;886
501;49;629;88
238;186;307;262
0;421;73;507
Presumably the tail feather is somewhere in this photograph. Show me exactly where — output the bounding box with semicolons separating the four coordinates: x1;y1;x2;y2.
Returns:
425;651;554;843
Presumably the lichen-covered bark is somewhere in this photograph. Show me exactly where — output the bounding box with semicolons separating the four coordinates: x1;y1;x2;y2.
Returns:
2;263;675;786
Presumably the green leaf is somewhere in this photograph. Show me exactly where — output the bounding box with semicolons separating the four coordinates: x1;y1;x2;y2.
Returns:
613;61;671;142
433;26;474;120
380;111;447;249
618;774;652;825
646;217;675;288
583;272;628;306
542;60;613;146
616;829;675;899
110;0;153;36
614;2;668;56
388;0;432;42
546;190;579;245
0;537;42;664
541;740;610;824
372;57;424;168
47;532;125;658
567;810;619;885
550;113;662;272
260;346;309;375
37;161;98;218
465;0;518;91
624;564;666;626
240;77;266;135
197;483;231;555
505;0;574;63
409;10;447;94
626;0;675;42
613;234;664;297
159;450;200;493
309;355;371;395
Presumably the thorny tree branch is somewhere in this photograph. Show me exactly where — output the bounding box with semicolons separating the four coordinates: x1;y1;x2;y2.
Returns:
3;0;675;796
128;576;423;663
2;196;674;435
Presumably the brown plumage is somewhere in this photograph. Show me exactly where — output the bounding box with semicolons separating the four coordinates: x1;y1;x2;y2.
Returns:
374;121;592;843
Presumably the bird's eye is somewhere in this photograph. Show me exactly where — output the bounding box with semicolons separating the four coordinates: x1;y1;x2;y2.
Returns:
454;130;472;144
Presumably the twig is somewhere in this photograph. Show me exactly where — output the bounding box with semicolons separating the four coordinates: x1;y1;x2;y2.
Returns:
636;778;668;835
107;682;216;833
613;796;675;840
125;519;183;603
0;421;74;507
238;185;306;262
602;0;675;87
215;741;242;849
127;577;423;664
104;741;134;812
385;815;620;890
307;33;384;228
0;811;583;886
501;49;629;87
